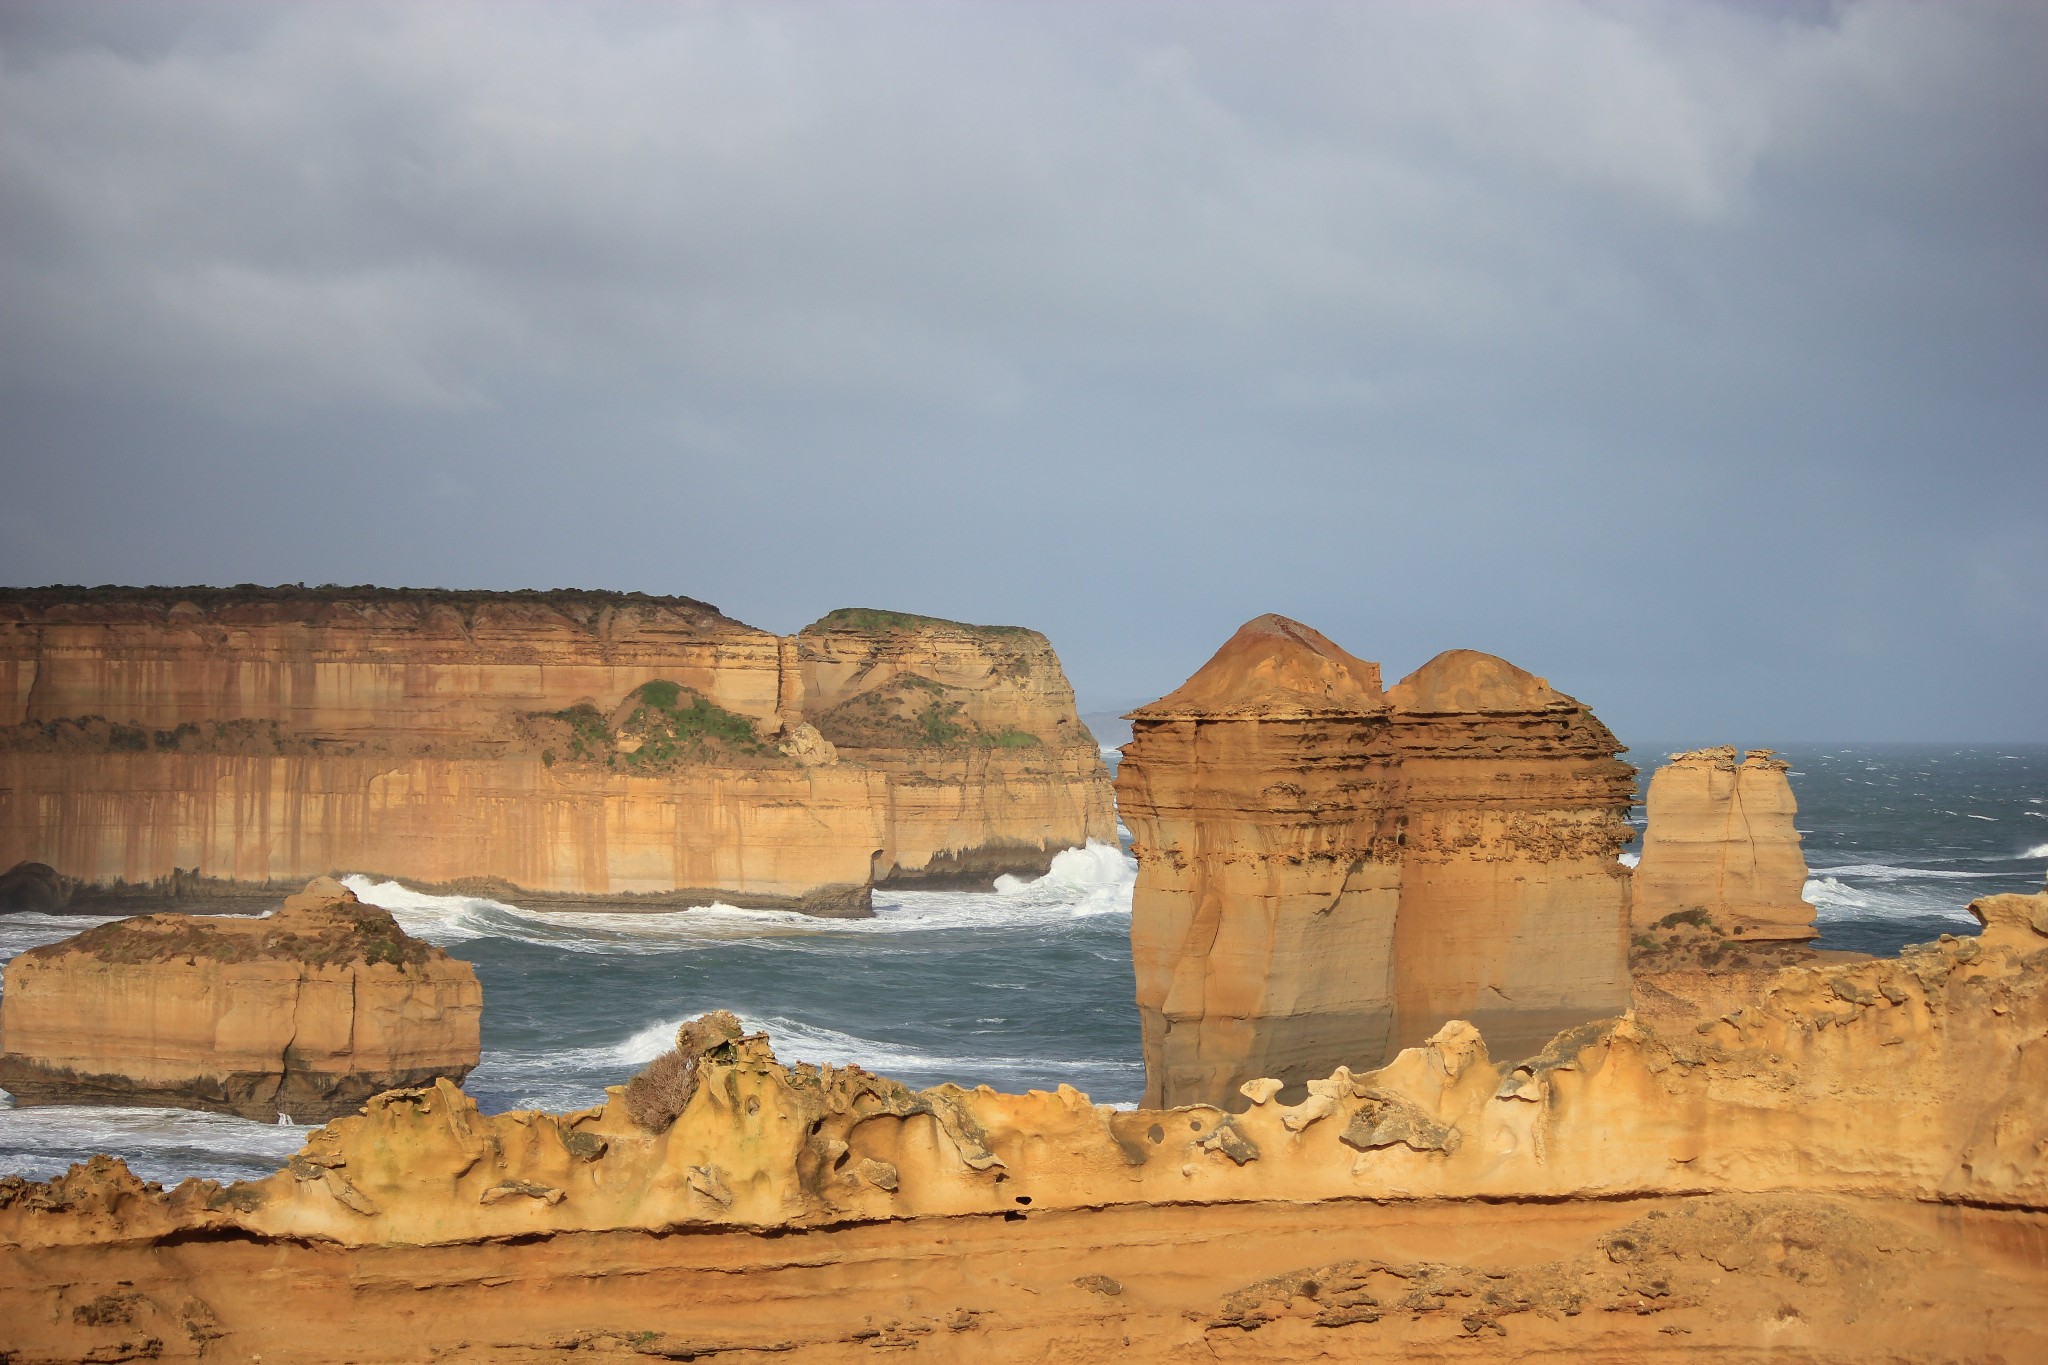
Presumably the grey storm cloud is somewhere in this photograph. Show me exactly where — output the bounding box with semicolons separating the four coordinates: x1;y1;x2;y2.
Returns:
0;1;2043;744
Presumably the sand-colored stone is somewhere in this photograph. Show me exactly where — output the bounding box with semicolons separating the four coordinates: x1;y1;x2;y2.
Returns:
0;878;479;1121
0;588;1110;914
797;609;1116;884
1382;648;1636;1060
1115;617;1403;1109
1632;745;1817;941
4;897;2046;1361
1117;619;1634;1108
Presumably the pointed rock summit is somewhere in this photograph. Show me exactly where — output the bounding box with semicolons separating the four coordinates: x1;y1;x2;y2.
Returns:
1131;614;1384;720
1118;618;1635;1109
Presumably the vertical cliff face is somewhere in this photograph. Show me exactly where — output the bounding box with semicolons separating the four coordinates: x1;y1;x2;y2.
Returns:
795;609;1116;884
1116;616;1402;1109
1119;621;1635;1108
0;588;1108;914
1632;747;1815;942
0;878;480;1121
1383;650;1637;1059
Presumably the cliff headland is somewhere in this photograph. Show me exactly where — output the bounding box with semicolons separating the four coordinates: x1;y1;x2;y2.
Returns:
0;586;1114;917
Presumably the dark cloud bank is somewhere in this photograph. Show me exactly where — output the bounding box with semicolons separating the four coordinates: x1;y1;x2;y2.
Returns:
0;2;2042;743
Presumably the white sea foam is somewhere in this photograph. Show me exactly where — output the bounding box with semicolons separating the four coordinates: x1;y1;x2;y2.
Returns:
2024;843;2048;860
1804;876;1980;924
0;1102;311;1186
1617;851;1640;868
1806;863;2003;882
0;913;114;969
348;840;1137;953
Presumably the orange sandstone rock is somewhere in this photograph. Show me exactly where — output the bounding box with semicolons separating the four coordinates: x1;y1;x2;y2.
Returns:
797;609;1116;884
1118;619;1633;1108
1632;746;1817;941
1383;648;1636;1060
0;587;1110;914
0;877;479;1121
1116;617;1403;1109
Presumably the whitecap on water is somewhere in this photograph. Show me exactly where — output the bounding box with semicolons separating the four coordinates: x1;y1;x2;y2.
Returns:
0;1101;311;1186
349;841;1136;953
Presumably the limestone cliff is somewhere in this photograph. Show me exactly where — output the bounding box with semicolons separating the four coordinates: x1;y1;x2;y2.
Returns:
1632;746;1816;942
0;878;479;1121
0;587;1109;915
1118;618;1634;1108
3;897;2045;1361
796;608;1116;884
1115;616;1403;1109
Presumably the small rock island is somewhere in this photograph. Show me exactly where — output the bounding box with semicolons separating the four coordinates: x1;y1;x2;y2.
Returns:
0;877;480;1122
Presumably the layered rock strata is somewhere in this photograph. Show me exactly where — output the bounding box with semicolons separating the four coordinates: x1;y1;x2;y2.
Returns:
3;898;2046;1360
1117;618;1634;1107
1632;746;1817;942
0;878;479;1121
0;587;1111;915
1382;649;1636;1060
1113;616;1404;1109
797;609;1116;885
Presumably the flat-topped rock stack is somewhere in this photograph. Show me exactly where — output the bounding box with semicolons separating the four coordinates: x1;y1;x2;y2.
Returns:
1117;616;1635;1108
1632;746;1817;943
0;877;480;1121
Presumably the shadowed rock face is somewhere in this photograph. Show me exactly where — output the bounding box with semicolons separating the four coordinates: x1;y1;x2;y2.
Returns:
1633;747;1816;942
0;878;480;1121
1118;618;1634;1108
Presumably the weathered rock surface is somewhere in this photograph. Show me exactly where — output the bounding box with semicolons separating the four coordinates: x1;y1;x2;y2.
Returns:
0;877;479;1121
1115;616;1404;1109
1382;648;1637;1061
4;898;2046;1361
797;609;1116;884
0;587;1109;915
1632;746;1816;941
1117;618;1634;1108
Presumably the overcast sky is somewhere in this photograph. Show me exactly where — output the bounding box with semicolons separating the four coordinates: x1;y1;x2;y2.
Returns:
0;1;2042;744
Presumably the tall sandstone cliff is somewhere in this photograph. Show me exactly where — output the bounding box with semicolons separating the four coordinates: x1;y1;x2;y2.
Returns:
1632;746;1816;941
0;878;479;1121
0;588;1112;916
1117;616;1634;1108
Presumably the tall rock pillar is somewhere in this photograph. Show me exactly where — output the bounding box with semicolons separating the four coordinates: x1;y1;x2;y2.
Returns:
1384;651;1637;1061
1115;616;1402;1109
1632;747;1816;941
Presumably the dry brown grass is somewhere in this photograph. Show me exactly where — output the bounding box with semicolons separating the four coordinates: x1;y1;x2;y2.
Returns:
621;1010;745;1132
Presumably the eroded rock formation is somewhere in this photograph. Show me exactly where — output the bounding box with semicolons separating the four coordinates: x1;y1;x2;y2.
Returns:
0;877;479;1121
1632;746;1817;942
0;587;1111;915
1117;617;1634;1107
3;897;2046;1361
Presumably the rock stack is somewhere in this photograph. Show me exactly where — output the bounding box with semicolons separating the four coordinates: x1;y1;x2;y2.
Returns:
0;877;481;1121
1117;618;1635;1108
1632;746;1816;942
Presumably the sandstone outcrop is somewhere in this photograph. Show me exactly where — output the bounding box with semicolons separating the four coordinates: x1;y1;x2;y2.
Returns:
1117;617;1634;1108
4;898;2046;1361
1632;746;1817;941
0;877;479;1121
798;609;1116;883
0;587;1110;915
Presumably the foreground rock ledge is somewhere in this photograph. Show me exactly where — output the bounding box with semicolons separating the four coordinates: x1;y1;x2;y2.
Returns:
2;892;2045;1361
0;877;480;1122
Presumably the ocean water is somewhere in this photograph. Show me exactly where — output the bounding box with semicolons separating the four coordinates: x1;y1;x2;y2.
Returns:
1;744;2041;1186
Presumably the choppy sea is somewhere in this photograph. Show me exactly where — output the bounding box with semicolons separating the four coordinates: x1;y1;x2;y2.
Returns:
2;743;2042;1186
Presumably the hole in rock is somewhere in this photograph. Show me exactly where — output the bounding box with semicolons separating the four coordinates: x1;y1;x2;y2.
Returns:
1146;1124;1164;1144
1014;1196;1032;1206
